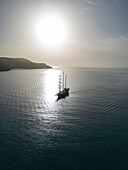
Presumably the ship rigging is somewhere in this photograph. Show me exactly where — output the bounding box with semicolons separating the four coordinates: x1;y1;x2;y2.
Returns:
56;71;70;100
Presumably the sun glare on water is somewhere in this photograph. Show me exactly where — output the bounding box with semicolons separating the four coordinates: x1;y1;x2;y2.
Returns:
36;14;68;47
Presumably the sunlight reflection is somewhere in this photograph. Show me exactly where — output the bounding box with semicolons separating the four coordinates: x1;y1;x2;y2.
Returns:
43;69;61;103
36;69;64;122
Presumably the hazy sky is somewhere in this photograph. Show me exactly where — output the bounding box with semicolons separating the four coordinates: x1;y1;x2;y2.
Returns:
0;0;128;67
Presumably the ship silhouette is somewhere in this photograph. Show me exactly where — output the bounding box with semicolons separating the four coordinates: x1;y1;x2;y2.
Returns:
56;71;70;101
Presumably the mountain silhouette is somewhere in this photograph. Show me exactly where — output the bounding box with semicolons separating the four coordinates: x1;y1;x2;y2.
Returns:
0;57;52;71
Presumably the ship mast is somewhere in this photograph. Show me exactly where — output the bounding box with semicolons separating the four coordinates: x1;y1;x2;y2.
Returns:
65;74;67;88
59;75;61;92
58;71;67;92
62;71;64;90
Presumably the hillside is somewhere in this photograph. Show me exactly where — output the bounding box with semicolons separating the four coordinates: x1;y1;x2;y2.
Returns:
0;57;52;71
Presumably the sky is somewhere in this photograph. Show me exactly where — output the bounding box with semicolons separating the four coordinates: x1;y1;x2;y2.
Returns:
0;0;128;67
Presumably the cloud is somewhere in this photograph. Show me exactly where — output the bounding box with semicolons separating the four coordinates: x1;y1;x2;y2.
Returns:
86;0;97;5
97;0;104;5
88;36;128;53
80;5;93;12
86;0;103;6
80;0;103;14
119;36;128;42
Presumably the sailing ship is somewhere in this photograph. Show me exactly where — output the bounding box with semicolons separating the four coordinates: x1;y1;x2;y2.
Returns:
56;71;70;100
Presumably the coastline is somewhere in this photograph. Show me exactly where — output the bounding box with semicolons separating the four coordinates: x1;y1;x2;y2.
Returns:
0;57;52;71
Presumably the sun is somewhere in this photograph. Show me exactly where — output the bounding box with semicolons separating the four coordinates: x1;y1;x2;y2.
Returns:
36;14;67;47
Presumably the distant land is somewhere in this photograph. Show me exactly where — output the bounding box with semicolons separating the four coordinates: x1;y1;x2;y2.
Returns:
0;57;52;71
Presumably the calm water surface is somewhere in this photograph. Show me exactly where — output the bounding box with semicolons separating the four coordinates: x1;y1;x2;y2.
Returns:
0;68;128;170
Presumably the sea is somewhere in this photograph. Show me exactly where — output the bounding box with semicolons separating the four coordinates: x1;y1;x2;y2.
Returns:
0;67;128;170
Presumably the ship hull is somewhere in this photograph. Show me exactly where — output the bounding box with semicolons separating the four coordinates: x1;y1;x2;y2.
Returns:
56;88;69;100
